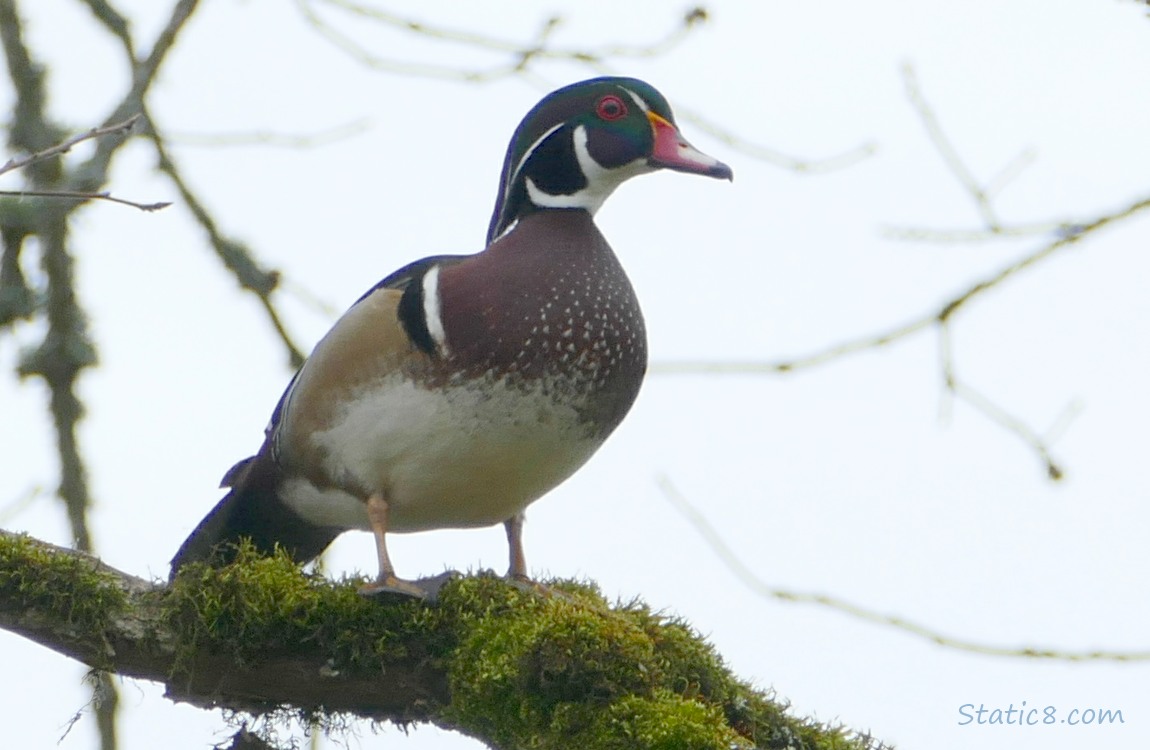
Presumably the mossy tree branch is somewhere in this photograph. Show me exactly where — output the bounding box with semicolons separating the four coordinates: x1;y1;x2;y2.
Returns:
0;529;888;750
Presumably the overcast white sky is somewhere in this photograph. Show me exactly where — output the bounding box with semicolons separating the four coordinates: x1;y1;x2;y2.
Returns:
3;1;1149;749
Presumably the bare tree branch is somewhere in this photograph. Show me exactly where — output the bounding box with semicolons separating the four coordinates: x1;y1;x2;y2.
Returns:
296;0;705;82
657;476;1150;662
0;3;204;746
654;58;1150;478
883;64;1073;243
0;529;889;750
72;0;308;367
296;1;875;175
0;485;43;525
881;221;1072;242
655;192;1150;474
0;114;141;178
901;63;1018;231
675;108;878;174
145;112;306;367
1;0;95;550
0;189;170;211
77;0;135;59
82;0;200;181
168;119;372;149
0;113;170;210
937;322;1072;480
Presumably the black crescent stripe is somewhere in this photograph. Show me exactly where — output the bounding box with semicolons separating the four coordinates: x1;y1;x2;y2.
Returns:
397;268;438;357
373;254;467;357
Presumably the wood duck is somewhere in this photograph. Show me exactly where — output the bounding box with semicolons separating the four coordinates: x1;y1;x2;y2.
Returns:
170;77;732;597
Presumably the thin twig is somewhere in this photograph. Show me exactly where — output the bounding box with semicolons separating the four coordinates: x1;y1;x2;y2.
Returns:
0;189;169;212
1;0;96;551
147;111;306;367
98;0;201;137
654;194;1150;474
1042;399;1084;446
316;0;569;55
310;0;702;67
678;108;878;174
80;0;304;368
903;63;1001;229
134;0;199;100
881;222;1071;243
167;118;371;148
2;7;202;746
77;0;136;59
651;316;931;375
277;273;342;318
939;321;1065;480
657;475;1150;662
900;63;1047;236
295;0;703;82
299;1;874;175
0;485;43;525
0;114;140;178
985;147;1038;200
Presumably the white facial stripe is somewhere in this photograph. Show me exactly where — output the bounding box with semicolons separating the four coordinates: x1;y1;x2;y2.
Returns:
421;265;450;356
524;125;652;215
503;122;565;206
620;87;651;113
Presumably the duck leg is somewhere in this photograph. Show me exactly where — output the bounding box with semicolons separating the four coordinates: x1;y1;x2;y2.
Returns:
359;492;427;599
504;512;565;598
505;512;529;581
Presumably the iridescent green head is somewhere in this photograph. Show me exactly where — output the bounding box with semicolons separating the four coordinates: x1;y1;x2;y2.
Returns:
487;77;732;243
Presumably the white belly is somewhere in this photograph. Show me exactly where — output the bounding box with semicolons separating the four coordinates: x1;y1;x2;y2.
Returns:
279;374;602;532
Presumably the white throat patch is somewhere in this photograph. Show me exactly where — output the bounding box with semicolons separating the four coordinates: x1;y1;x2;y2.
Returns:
524;124;653;215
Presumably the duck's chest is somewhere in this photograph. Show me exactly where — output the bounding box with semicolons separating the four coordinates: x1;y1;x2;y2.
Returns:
276;211;649;529
435;212;648;432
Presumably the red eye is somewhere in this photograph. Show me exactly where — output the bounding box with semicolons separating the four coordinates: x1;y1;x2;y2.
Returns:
596;95;627;121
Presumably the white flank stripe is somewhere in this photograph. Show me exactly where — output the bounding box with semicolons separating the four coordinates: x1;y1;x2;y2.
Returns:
421;265;450;356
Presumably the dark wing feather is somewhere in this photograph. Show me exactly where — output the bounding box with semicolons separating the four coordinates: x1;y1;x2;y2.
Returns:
169;445;340;577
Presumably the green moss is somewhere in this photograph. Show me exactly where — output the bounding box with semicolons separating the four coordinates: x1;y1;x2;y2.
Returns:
0;532;128;667
162;549;884;749
593;691;752;750
437;577;876;750
1;534;884;746
443;577;658;744
164;542;440;674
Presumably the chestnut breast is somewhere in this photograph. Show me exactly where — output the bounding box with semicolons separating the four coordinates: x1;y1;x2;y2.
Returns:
437;209;647;436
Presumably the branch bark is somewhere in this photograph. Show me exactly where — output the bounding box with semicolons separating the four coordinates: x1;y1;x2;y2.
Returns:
0;529;888;750
0;530;446;719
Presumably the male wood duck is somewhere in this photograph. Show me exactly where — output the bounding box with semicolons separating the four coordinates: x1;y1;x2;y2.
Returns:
170;77;731;597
